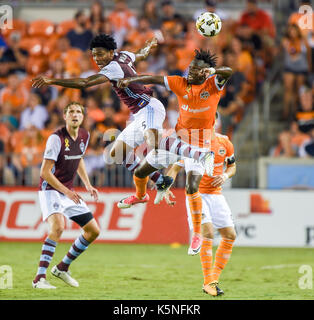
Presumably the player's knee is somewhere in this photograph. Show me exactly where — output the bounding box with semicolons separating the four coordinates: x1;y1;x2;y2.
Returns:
134;167;146;179
85;226;100;242
50;225;64;240
185;182;198;194
225;230;236;240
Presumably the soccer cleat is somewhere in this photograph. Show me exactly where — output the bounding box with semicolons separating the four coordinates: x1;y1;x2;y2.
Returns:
202;151;215;177
32;277;56;289
51;265;79;287
154;176;174;204
188;233;202;255
203;281;224;297
117;194;150;209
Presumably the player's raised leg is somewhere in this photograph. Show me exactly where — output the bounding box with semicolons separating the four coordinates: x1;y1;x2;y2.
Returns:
52;215;99;287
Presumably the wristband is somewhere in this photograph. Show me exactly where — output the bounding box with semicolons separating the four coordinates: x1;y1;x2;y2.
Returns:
222;173;229;180
208;67;216;75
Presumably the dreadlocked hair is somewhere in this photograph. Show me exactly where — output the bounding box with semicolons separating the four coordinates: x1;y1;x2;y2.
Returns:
90;34;117;51
194;49;217;67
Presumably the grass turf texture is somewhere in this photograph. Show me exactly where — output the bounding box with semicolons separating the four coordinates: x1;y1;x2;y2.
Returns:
0;242;313;300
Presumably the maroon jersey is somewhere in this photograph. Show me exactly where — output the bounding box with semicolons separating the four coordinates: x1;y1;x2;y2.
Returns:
39;127;90;192
98;50;153;114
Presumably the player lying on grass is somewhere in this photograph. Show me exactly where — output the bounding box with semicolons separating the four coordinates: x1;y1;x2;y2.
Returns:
32;102;100;289
116;49;232;256
165;116;237;296
31;34;214;204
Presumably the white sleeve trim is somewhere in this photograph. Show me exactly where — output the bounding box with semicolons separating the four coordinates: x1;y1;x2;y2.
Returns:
214;75;226;91
44;134;61;161
98;61;124;81
120;50;136;62
164;76;171;91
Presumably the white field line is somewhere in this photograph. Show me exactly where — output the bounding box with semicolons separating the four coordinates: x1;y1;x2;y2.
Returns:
260;264;306;270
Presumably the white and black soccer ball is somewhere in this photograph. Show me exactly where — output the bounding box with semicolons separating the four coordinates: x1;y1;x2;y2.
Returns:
196;12;222;37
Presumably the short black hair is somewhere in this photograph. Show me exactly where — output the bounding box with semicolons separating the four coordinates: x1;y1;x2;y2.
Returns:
194;49;217;67
90;34;117;51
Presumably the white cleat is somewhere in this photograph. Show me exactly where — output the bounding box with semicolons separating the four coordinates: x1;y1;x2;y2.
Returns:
32;278;56;289
154;176;174;204
51;265;79;287
203;151;215;176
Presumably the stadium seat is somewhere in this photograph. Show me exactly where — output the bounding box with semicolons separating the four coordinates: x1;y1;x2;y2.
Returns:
19;37;43;57
26;57;48;75
28;20;55;37
42;35;59;56
56;20;75;36
1;19;27;39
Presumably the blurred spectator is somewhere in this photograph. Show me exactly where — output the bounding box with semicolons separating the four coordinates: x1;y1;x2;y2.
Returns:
0;102;19;130
10;125;45;185
88;0;106;35
86;96;105;124
193;0;230;22
0;71;29;117
126;16;155;52
49;37;83;76
295;86;314;133
0;32;29;78
239;0;276;40
218;50;250;135
107;0;137;48
282;23;311;120
299;127;314;157
66;10;94;52
270;121;310;157
32;85;58;107
19;92;49;130
142;0;161;30
165;53;182;76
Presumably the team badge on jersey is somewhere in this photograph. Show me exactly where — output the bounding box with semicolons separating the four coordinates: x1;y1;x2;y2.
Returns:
200;91;209;100
80;140;85;153
218;147;226;156
64;138;70;151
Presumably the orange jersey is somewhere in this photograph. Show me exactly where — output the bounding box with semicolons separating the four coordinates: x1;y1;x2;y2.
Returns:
199;133;235;195
164;75;224;148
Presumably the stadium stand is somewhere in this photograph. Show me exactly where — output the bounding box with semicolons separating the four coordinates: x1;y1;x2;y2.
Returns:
0;0;312;188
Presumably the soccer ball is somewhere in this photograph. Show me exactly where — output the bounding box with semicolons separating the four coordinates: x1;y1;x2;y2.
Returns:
196;12;222;37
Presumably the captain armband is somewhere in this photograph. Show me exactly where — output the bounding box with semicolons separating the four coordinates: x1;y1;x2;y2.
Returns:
226;155;235;165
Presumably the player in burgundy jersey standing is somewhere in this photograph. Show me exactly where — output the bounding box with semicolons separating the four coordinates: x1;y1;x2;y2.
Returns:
32;34;174;204
32;102;100;289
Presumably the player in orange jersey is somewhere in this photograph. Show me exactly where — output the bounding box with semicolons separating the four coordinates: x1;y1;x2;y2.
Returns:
165;114;236;296
117;49;232;255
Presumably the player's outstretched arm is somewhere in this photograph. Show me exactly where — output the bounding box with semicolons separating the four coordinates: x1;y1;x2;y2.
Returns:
134;37;158;62
77;158;99;201
32;74;108;89
117;75;164;88
40;159;83;204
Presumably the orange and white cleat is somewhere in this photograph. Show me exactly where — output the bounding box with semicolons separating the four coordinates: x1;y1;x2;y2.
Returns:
203;281;224;296
188;233;202;255
117;194;150;209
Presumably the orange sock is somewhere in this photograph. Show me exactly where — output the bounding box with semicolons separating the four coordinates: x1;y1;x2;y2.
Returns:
211;238;235;282
187;192;202;235
200;237;213;285
134;175;149;199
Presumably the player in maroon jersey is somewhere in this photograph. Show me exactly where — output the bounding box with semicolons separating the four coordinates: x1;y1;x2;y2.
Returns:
32;34;174;204
32;102;100;289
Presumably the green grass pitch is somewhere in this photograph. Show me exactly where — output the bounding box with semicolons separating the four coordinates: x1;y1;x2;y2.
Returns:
0;242;313;300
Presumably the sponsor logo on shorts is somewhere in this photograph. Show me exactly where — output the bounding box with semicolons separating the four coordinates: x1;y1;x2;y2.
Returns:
53;202;59;210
